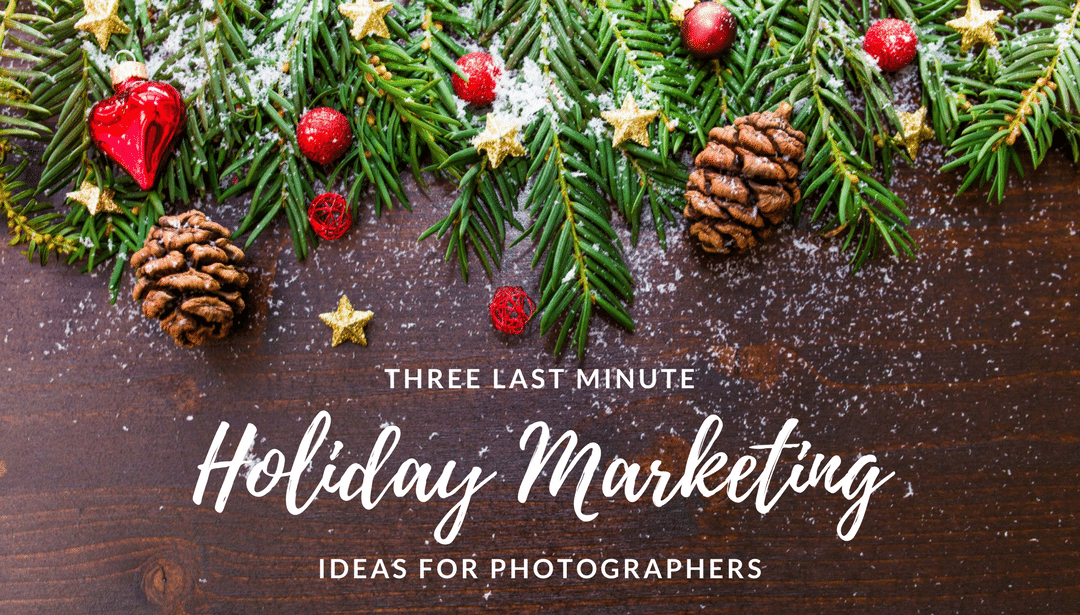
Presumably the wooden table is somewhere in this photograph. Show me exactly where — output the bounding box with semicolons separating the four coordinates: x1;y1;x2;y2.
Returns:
1;148;1077;614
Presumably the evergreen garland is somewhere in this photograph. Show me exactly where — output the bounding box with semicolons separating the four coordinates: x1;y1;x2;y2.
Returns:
1;0;1078;355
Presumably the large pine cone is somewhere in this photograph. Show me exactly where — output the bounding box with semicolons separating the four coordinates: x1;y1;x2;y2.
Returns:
130;210;249;347
684;102;807;254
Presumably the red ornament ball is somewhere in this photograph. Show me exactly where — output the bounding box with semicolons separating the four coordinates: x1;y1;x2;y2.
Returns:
681;2;737;60
452;52;502;106
489;286;535;335
307;193;352;240
863;19;918;72
297;107;353;165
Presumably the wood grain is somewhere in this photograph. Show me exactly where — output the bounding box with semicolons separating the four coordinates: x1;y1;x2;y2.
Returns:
0;148;1077;614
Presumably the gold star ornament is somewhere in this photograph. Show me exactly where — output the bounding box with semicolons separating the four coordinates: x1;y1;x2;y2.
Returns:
471;115;527;169
339;0;393;40
946;0;1002;53
895;107;935;159
320;295;374;347
669;0;697;23
66;181;122;216
601;94;659;148
75;0;131;51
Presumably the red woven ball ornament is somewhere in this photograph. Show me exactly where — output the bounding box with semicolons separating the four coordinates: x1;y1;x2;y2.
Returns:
307;193;352;240
296;107;353;165
489;286;535;335
452;52;502;106
863;19;918;72
681;2;737;60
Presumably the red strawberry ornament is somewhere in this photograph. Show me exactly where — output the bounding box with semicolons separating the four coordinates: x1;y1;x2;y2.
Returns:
88;61;187;190
863;19;918;72
452;52;501;107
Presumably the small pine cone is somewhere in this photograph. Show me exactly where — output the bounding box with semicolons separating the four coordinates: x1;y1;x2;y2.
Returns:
684;102;807;255
131;210;249;347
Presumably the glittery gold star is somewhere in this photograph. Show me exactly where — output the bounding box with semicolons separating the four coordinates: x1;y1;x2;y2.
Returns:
601;94;660;148
75;0;131;52
946;0;1002;53
338;0;393;40
66;180;122;216
895;107;935;159
669;0;697;23
471;115;527;169
320;295;374;347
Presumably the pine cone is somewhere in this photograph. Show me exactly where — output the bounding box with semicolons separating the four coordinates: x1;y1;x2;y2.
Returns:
130;210;249;347
684;102;807;254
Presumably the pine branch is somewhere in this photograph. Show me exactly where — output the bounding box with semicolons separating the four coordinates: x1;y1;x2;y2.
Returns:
481;0;633;355
0;0;55;140
679;0;788;127
526;116;634;356
420;152;525;280
593;0;692;246
0;152;80;264
764;0;916;267
885;0;978;143
943;0;1080;201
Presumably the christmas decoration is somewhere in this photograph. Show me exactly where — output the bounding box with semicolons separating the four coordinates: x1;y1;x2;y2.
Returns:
946;0;1002;53
471;115;527;169
5;0;1080;357
895;107;935;159
669;0;697;24
320;295;374;347
338;0;393;40
130;211;249;347
863;19;918;72
87;61;186;190
308;193;352;240
489;286;535;335
66;181;121;216
683;102;806;255
75;0;130;51
601;94;659;147
452;52;501;107
680;1;737;59
297;107;353;166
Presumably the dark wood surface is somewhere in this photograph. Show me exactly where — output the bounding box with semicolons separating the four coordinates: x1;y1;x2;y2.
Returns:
1;148;1078;614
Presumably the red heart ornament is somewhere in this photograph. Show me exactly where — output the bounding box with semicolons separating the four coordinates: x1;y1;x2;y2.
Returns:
88;69;186;191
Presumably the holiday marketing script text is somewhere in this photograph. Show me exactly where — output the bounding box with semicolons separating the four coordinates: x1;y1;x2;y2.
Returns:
192;411;895;544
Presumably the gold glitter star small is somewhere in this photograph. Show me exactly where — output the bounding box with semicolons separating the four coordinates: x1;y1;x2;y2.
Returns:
75;0;131;51
946;0;1002;53
320;295;374;347
895;107;935;159
471;115;527;169
338;0;393;40
66;181;122;216
669;0;697;23
601;94;660;148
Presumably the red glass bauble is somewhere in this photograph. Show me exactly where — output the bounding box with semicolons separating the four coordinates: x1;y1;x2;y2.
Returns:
307;193;352;240
681;2;737;60
863;19;918;72
87;62;186;190
489;286;535;335
452;52;501;107
297;107;353;165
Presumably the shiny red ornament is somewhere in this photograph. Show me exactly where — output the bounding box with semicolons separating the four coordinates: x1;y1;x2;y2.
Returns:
297;107;353;165
681;2;737;60
863;19;918;72
88;61;186;190
308;193;352;240
452;52;501;106
489;286;535;335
